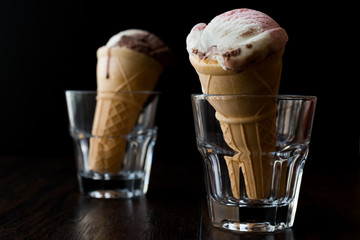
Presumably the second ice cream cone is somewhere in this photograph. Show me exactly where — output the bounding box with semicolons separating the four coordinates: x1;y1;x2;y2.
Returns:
88;46;163;174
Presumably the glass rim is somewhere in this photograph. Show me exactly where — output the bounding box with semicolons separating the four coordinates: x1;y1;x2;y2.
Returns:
65;90;161;95
191;94;317;101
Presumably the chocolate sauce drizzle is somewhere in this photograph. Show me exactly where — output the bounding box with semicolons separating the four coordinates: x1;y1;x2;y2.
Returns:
106;48;111;79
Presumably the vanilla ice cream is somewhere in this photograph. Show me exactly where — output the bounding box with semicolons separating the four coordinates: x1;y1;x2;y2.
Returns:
186;9;288;72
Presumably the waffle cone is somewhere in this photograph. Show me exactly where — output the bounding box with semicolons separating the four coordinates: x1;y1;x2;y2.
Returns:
89;47;163;173
96;46;163;94
191;49;286;199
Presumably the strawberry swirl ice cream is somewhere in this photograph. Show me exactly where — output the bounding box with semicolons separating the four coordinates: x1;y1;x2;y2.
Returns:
186;9;288;72
106;29;173;67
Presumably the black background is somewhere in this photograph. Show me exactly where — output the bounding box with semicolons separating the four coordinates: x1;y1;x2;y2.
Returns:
0;1;358;172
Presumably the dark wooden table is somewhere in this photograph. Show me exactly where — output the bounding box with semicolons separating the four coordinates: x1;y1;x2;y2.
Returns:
1;155;360;239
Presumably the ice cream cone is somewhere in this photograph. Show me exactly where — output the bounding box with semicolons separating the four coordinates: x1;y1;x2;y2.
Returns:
88;46;163;173
190;49;286;199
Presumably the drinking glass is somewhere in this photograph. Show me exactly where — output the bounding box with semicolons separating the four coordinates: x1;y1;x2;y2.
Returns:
191;94;317;232
65;90;159;198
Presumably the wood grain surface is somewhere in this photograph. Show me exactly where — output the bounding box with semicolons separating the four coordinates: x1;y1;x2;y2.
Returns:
0;156;360;239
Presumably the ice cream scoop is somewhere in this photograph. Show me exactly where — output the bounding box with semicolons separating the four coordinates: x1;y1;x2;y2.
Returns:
187;8;288;72
106;29;173;67
187;9;288;200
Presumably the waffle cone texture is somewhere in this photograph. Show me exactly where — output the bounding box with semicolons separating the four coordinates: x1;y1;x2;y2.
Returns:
190;49;286;199
88;47;163;173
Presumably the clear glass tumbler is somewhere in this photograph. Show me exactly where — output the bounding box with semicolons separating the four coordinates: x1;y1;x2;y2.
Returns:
65;90;159;199
191;94;317;232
